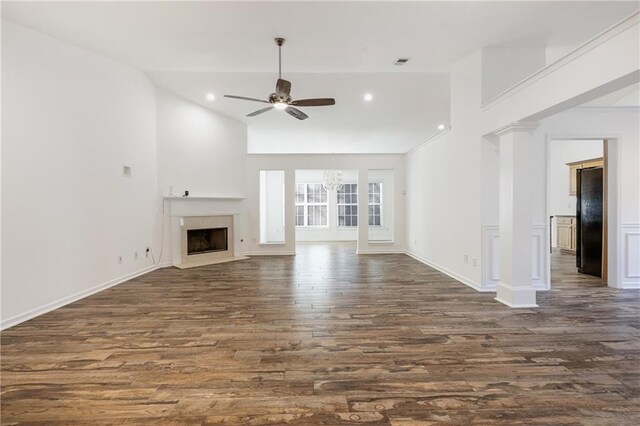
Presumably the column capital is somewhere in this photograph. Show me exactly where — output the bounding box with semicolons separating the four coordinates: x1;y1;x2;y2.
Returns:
493;121;540;137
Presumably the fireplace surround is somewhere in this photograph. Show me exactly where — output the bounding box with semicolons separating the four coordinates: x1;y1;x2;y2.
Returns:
177;215;240;268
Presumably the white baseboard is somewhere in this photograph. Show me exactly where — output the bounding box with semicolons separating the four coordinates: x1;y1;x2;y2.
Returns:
495;296;539;308
1;263;164;330
242;251;296;256
405;251;487;292
356;249;405;255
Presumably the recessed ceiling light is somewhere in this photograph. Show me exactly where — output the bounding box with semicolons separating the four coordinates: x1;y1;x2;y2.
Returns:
438;124;446;130
206;93;216;101
364;93;373;102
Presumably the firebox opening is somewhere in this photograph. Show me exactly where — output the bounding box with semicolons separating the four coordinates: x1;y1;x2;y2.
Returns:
187;228;228;255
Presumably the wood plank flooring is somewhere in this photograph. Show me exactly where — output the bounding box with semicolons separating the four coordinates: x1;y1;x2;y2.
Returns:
2;243;639;424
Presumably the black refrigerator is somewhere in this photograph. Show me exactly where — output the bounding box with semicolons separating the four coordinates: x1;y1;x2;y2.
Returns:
576;167;603;277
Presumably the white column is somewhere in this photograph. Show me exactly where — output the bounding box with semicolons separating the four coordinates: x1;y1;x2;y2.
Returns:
357;168;369;253
284;168;296;254
495;122;539;308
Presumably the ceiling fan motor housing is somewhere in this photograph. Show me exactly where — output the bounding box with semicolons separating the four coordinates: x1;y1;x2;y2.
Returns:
269;93;291;104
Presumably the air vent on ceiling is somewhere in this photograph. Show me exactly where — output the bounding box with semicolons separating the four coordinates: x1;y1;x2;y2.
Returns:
394;58;410;66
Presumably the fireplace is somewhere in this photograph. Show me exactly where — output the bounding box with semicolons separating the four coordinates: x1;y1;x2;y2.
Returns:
187;228;228;255
177;215;238;268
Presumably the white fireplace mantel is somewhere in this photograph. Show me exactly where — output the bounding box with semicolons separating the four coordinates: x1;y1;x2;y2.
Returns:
165;196;245;218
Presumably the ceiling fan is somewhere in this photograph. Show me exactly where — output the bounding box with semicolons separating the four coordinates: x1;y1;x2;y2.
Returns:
224;38;335;120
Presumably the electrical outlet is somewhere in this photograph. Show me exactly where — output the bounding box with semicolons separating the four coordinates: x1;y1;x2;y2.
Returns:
134;251;139;260
472;257;477;267
464;255;469;264
117;256;123;264
414;239;417;245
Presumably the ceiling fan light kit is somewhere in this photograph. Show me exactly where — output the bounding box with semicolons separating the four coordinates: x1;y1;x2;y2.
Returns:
224;38;336;120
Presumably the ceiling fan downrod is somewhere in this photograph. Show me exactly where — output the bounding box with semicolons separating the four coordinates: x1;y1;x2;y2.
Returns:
275;37;285;79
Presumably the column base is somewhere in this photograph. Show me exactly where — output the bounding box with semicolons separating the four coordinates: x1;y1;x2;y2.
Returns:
495;282;538;308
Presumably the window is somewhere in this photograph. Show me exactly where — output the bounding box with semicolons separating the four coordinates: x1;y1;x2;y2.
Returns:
295;183;328;227
368;182;382;226
337;183;358;227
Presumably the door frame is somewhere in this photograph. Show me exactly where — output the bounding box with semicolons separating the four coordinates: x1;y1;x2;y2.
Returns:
545;135;620;288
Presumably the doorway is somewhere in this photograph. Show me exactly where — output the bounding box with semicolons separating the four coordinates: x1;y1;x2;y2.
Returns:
548;138;608;286
294;169;359;255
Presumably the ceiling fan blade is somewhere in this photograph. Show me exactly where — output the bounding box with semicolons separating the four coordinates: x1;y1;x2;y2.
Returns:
247;106;274;117
290;98;336;107
284;106;308;120
275;79;292;97
224;95;270;104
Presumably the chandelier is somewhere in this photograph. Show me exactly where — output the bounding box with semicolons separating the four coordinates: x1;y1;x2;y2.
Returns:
322;170;344;192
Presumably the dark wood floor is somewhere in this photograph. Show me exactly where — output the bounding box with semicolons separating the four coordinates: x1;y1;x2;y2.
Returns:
2;244;639;425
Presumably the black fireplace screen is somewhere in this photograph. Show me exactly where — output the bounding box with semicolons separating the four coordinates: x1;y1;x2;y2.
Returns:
187;228;228;255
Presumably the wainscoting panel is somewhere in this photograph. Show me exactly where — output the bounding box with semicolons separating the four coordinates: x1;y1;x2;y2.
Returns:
622;223;640;288
482;224;549;291
482;226;500;291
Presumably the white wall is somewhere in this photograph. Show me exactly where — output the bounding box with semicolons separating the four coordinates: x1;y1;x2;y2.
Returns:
155;88;247;198
407;14;639;293
481;47;546;103
548;139;603;247
1;21;159;328
155;88;248;264
245;154;405;255
406;52;484;290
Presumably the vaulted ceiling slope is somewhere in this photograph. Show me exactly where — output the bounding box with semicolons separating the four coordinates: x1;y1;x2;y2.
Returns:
3;1;637;153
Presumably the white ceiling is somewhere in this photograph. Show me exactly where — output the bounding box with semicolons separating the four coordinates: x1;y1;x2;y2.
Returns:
3;1;637;153
3;1;636;73
148;71;450;153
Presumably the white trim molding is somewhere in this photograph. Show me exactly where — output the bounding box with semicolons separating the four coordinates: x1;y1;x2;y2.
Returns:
242;251;296;256
621;223;640;288
405;251;485;292
406;126;452;155
482;224;550;291
493;121;540;137
357;248;406;255
1;263;171;330
482;225;500;291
